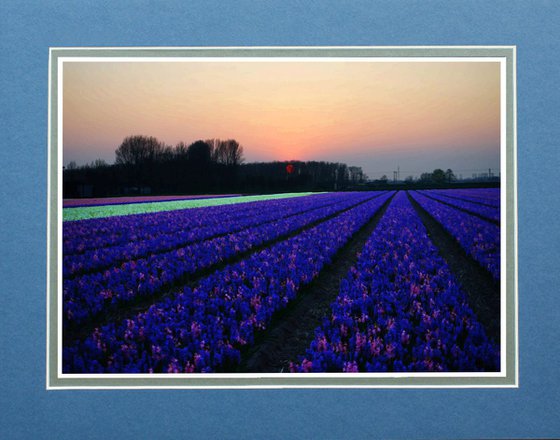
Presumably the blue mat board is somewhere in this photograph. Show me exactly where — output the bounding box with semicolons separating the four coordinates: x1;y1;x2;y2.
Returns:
1;1;559;439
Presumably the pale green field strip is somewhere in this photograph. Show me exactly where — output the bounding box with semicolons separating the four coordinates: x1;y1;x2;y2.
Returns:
63;192;323;221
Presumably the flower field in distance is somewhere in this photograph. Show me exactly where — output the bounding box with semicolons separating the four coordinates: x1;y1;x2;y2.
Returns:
63;192;321;221
63;194;242;208
62;189;501;374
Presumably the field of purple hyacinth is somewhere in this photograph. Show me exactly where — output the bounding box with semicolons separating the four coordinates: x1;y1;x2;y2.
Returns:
417;190;500;223
63;192;386;326
62;189;501;374
290;192;499;373
409;191;500;280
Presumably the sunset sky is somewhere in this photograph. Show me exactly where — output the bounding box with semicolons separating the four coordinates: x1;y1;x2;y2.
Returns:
62;59;501;179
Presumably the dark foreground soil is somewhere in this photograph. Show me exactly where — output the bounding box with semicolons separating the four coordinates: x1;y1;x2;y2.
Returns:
407;191;501;343
236;193;396;373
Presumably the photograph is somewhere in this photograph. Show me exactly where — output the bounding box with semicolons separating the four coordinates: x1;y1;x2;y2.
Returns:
48;47;516;387
5;1;560;438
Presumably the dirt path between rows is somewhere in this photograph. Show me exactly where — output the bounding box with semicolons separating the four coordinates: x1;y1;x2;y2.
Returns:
407;191;501;344
236;192;396;373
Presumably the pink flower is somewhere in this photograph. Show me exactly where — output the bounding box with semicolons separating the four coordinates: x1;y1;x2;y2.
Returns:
301;359;313;372
343;361;359;372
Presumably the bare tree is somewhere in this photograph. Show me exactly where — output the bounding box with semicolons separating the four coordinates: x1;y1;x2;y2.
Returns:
115;135;166;167
348;166;365;184
445;168;456;183
90;159;108;168
174;141;189;160
212;139;244;166
205;138;220;162
228;139;244;166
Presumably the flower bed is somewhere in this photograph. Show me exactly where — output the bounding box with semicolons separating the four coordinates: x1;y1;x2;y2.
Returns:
410;191;500;280
63;192;394;373
63;192;321;221
63;193;338;256
418;190;500;223
429;188;500;208
63;192;354;275
63;192;387;326
290;191;499;373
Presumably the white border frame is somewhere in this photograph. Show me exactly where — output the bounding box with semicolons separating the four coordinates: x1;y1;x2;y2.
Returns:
47;46;517;389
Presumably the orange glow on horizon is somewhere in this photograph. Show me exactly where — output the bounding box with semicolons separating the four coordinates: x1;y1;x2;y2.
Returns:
63;60;500;170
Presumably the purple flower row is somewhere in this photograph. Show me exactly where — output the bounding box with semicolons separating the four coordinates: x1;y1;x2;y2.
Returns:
417;190;500;223
63;192;395;373
64;193;335;256
63;193;358;277
410;191;500;280
290;192;499;373
429;188;500;207
63;192;385;326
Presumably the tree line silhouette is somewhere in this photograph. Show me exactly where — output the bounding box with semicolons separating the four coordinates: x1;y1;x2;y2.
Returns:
63;135;366;198
64;135;491;198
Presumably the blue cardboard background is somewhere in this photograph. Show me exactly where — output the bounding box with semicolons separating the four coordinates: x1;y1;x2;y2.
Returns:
1;1;559;438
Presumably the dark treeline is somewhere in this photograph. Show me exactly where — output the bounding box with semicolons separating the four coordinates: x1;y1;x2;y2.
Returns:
64;135;367;197
64;135;493;198
365;168;499;190
239;161;365;193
